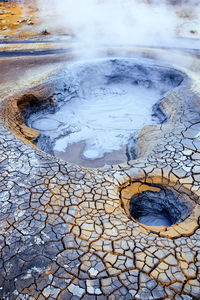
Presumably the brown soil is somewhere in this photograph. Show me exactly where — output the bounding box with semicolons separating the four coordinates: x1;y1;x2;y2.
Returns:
0;0;39;39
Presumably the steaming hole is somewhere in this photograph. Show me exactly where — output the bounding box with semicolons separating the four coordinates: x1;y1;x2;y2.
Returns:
26;58;184;167
130;187;190;227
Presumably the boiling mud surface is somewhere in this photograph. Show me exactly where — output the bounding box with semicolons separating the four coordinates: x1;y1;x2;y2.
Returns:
28;58;183;167
31;84;161;164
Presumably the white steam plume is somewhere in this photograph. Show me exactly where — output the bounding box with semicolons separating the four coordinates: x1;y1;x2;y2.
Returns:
26;0;199;61
37;0;179;46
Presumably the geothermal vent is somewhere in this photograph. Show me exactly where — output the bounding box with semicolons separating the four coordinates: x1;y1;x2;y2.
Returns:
22;58;184;167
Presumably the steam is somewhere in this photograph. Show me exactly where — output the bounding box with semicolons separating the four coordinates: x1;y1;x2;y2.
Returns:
37;0;179;47
32;0;200;61
10;0;195;69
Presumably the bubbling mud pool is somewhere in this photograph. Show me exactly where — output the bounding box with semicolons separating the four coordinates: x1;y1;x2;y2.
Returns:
26;58;184;167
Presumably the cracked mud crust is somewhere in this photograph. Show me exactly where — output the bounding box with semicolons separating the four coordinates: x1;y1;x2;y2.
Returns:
0;53;200;299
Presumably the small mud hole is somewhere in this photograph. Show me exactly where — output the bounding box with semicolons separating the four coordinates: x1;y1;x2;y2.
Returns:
130;186;190;226
120;179;197;231
24;58;184;167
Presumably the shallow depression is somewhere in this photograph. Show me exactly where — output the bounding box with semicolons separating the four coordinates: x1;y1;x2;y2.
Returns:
26;58;184;167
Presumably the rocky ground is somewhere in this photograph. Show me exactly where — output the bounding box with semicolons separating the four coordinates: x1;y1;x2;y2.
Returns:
0;1;200;300
0;0;39;39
